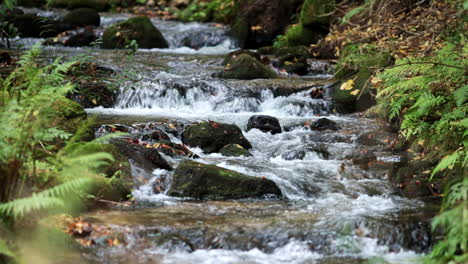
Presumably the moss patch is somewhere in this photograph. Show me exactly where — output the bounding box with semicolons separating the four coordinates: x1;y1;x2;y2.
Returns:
219;144;252;157
168;160;282;200
300;0;336;26
102;16;168;49
220;54;277;80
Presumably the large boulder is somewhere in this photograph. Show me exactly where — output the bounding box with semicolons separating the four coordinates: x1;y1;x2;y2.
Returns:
247;115;282;134
219;54;277;80
102;16;169;49
62;8;101;27
168;160;282;199
182;121;252;153
229;0;304;48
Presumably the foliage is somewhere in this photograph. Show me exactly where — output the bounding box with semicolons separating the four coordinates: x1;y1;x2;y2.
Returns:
314;0;464;59
377;43;467;156
0;42;114;222
177;0;235;23
0;0;18;48
425;178;468;264
377;42;467;262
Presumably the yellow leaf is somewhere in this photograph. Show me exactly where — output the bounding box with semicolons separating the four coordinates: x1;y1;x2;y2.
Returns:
350;90;360;96
284;61;294;65
251;25;263;31
168;123;176;129
417;140;425;145
92;98;97;105
340;79;355;91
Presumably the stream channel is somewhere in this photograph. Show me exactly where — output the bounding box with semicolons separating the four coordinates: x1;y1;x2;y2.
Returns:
13;9;437;264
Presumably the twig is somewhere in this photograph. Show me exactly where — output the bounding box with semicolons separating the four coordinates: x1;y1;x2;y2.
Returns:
96;199;131;207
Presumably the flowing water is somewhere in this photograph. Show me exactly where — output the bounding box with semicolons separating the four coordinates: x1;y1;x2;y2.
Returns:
12;10;437;264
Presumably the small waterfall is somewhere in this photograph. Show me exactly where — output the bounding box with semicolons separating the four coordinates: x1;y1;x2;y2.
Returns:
114;74;333;118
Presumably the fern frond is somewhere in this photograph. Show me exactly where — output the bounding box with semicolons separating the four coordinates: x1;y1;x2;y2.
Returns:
431;150;464;179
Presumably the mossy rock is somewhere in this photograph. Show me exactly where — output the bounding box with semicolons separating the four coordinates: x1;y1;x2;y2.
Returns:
274;45;310;58
92;176;132;202
62;8;101;27
220;54;277;80
167;160;282;200
222;49;261;66
182;121;252;153
332;44;394;113
257;46;275;55
102;16;169;49
48;97;87;134
219;144;252;157
276;24;320;47
300;0;336;26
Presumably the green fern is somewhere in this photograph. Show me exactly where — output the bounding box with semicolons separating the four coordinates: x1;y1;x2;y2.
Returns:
378;41;467;263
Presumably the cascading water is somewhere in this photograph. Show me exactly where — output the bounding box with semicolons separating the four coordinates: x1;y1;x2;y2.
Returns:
9;9;433;263
86;64;431;263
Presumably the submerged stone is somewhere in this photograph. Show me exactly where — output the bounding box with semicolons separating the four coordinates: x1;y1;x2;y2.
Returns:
168;160;282;199
182;121;252;153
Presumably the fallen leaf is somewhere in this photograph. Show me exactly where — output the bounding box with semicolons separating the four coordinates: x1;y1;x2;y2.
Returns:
350;89;360;96
340;79;355;91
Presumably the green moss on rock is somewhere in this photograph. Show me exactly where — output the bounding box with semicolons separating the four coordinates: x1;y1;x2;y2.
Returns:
300;0;336;26
220;54;277;80
48;97;87;134
168;160;282;199
276;24;318;47
219;144;252;157
102;16;168;49
332;44;394;113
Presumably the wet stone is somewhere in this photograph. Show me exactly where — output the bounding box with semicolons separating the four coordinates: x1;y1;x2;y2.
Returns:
247;115;282;134
168;160;282;200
